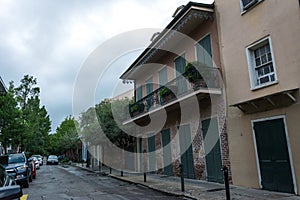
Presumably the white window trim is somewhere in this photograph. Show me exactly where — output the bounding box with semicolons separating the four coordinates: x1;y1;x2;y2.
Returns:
240;0;264;14
246;36;278;90
251;115;297;194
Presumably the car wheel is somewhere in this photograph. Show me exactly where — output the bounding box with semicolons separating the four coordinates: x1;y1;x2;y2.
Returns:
23;179;29;188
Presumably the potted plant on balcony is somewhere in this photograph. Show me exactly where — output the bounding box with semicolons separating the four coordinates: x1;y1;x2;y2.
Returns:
129;101;145;117
184;62;208;89
159;85;177;104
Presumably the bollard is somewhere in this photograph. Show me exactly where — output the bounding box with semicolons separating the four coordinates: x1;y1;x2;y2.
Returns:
179;163;185;192
109;167;112;174
99;161;101;172
121;170;123;177
144;172;147;182
222;166;230;200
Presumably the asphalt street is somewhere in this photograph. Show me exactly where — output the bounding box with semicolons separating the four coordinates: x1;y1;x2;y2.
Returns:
22;164;186;200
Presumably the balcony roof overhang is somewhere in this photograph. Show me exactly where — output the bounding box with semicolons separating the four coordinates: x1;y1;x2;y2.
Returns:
120;2;214;80
231;88;299;114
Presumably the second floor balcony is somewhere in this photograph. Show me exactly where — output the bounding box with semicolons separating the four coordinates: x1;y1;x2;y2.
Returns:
126;66;222;123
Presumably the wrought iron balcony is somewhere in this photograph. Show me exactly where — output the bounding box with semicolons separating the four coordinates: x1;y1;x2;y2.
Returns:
129;66;221;118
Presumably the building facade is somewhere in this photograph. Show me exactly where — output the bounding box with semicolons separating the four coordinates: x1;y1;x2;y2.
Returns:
215;0;300;194
121;2;230;183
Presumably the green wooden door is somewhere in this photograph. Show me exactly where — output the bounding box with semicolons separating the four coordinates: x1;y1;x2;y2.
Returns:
126;145;135;171
179;125;195;179
148;135;156;173
202;118;223;183
253;118;294;194
175;55;187;95
161;129;173;176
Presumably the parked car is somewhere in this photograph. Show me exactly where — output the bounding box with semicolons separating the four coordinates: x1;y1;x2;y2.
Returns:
0;164;23;200
3;153;31;188
32;155;43;166
47;155;58;165
27;157;36;180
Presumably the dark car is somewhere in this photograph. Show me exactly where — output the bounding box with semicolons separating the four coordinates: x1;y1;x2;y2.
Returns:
0;164;23;200
3;153;31;188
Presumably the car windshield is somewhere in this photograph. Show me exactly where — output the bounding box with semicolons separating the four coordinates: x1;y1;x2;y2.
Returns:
49;155;57;159
8;154;25;163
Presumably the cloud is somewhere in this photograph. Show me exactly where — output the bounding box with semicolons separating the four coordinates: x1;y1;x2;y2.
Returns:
0;0;214;132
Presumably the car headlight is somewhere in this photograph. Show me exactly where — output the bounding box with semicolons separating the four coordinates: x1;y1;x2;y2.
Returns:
16;165;27;171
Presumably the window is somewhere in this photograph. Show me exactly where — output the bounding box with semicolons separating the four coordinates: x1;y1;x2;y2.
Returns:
136;86;142;101
240;0;263;12
246;37;277;89
175;54;188;94
196;34;213;67
145;77;153;95
158;67;168;86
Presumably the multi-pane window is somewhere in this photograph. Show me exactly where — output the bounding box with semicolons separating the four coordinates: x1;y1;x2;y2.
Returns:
247;37;277;89
254;43;275;85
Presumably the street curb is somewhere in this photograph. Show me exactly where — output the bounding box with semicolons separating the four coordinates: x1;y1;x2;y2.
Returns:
108;174;197;200
74;165;197;200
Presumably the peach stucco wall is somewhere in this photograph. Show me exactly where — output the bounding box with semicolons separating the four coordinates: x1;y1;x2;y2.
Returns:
216;0;300;193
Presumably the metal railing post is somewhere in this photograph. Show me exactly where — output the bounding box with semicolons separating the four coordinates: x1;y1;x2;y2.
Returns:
180;163;185;192
223;166;230;200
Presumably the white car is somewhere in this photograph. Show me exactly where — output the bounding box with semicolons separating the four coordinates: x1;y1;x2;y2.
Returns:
30;156;40;169
47;155;58;165
32;155;43;166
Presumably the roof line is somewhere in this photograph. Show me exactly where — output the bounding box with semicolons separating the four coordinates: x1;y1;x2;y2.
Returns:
120;1;214;79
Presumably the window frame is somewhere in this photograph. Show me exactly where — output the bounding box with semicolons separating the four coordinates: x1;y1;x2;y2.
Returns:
240;0;264;14
246;36;278;90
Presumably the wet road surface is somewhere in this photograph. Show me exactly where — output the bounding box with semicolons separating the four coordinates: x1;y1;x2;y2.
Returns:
22;164;185;200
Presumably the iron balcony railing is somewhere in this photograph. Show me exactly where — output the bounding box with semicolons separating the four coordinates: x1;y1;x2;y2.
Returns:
129;67;221;118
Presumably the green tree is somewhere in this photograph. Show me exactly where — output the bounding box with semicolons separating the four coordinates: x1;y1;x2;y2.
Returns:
46;117;79;157
0;82;23;153
95;98;135;151
15;75;51;154
79;107;105;146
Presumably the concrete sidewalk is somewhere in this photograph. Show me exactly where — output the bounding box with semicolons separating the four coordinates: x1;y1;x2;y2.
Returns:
74;163;300;200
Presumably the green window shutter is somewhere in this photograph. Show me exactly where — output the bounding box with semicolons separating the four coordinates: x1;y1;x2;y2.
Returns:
175;55;188;94
196;35;213;67
175;55;186;76
136;86;142;101
145;78;153;95
159;67;168;86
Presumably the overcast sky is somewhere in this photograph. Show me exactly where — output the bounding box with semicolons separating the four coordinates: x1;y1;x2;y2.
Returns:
0;0;213;133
